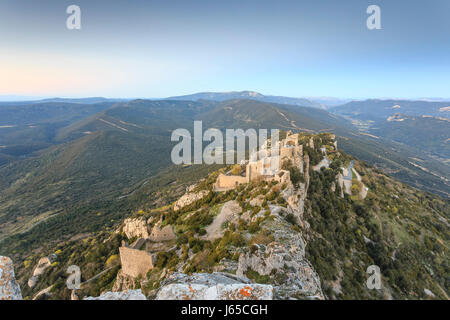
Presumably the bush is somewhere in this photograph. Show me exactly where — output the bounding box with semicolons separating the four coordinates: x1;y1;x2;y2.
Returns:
248;221;260;234
231;164;243;176
285;213;296;225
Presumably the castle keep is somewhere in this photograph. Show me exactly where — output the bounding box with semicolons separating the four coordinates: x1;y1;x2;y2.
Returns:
214;132;303;191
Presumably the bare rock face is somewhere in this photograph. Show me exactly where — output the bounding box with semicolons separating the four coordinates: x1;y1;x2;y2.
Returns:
249;195;265;207
71;290;79;300
112;269;136;292
0;256;22;300
174;190;209;211
236;206;323;300
84;289;146;300
122;217;149;240
155;272;273;300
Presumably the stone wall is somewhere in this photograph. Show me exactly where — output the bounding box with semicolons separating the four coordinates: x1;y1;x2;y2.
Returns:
149;223;177;242
214;133;305;191
213;173;248;191
119;247;154;278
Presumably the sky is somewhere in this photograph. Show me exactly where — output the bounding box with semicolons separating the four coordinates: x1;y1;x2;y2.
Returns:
0;0;449;99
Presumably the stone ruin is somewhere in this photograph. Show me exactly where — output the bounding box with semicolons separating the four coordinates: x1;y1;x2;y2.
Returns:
213;132;303;191
119;246;154;278
119;218;177;278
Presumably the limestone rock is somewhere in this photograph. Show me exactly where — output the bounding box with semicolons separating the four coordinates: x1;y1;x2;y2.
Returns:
236;205;323;299
0;256;22;300
112;269;136;292
249;195;265;207
155;272;273;300
424;288;435;298
71;290;79;300
84;289;146;300
28;254;57;288
122;217;149;240
174;190;209;211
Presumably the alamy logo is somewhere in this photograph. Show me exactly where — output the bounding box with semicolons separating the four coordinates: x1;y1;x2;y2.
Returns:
366;5;381;30
66;5;81;30
171;121;280;172
66;265;81;290
366;265;382;289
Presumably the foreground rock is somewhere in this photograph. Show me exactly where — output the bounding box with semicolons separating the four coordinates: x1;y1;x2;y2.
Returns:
0;256;22;300
84;289;146;300
155;272;273;300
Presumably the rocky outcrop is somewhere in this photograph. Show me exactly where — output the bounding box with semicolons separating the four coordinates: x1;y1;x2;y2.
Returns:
122;217;149;240
249;195;265;207
155;272;273;300
236;204;323;300
112;270;138;292
71;290;79;300
0;256;22;300
281;154;309;224
28;253;57;288
174;190;209;211
84;289;146;300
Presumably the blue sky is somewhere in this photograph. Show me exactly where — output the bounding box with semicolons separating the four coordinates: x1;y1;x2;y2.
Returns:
0;0;449;99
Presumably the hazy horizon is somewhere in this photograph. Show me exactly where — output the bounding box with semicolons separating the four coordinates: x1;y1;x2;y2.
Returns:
1;91;449;103
1;0;449;99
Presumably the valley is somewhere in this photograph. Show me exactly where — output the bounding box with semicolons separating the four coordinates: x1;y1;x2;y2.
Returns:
0;95;448;301
5;131;448;300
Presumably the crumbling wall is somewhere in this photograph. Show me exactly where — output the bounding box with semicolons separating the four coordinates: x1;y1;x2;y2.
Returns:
149;223;177;242
119;247;153;278
213;174;248;191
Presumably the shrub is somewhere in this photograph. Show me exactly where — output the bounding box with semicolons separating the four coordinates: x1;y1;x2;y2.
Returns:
105;254;119;267
285;213;296;225
248;221;260;234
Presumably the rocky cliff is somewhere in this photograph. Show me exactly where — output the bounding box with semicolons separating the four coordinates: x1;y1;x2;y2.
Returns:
0;256;22;300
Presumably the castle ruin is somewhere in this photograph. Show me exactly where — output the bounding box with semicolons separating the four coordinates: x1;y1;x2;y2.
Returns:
213;132;303;191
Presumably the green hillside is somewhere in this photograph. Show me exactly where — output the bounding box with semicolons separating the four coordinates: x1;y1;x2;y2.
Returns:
0;98;448;259
9;133;449;300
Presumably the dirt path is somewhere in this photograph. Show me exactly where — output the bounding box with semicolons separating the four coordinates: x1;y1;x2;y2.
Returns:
352;168;368;200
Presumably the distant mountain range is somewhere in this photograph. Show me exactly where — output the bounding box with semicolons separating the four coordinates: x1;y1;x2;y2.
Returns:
0;97;129;106
167;91;326;109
